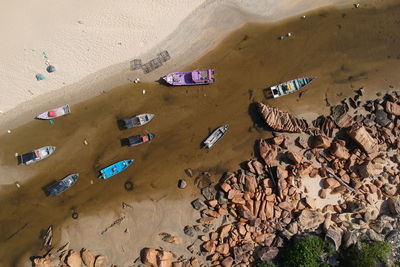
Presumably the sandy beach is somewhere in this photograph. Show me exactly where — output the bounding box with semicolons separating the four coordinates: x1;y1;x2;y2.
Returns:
0;0;354;133
1;0;400;266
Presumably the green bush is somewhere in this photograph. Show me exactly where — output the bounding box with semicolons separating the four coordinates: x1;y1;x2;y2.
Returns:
341;241;391;267
282;235;329;267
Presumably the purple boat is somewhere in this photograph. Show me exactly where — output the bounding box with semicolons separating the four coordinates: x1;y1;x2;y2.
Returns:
162;69;215;86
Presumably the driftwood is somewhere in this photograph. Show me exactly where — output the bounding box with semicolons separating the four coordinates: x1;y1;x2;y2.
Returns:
326;168;355;193
100;216;125;235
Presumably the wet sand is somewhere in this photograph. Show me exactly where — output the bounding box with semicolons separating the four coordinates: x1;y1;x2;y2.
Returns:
1;2;400;265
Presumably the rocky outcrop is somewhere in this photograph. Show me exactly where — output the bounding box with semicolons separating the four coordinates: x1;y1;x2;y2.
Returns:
142;248;173;267
257;102;308;133
298;210;325;231
347;124;378;156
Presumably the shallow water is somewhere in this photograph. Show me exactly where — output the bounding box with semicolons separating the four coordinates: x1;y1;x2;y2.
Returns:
1;3;400;265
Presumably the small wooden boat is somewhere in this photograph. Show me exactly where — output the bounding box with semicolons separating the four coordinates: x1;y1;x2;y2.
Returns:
270;77;315;98
18;146;56;165
120;113;154;129
126;133;155;147
203;125;228;149
163;69;215;86
46;173;79;196
99;159;134;179
36;104;71;119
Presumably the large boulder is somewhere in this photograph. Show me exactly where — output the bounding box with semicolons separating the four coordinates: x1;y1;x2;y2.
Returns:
325;229;342;251
388;197;400;216
142;248;158;267
298;209;325;231
256;247;279;262
310;135;331;149
81;248;95;267
385;101;400;116
257;102;308;133
330;141;350;159
259;139;277;165
347;124;379;156
34;257;52;267
66;250;82;267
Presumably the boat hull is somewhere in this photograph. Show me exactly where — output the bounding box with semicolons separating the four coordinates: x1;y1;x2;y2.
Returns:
203;125;229;148
19;146;56;165
99;159;134;179
126;133;155;147
47;174;79;196
36;104;71;120
163;69;215;86
120;113;154;129
270;77;315;98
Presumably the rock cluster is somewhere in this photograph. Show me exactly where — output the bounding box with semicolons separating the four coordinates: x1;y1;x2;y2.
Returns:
33;246;108;267
186;91;400;265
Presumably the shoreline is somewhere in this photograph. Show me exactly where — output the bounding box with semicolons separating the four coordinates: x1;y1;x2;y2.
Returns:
0;0;353;134
2;0;400;265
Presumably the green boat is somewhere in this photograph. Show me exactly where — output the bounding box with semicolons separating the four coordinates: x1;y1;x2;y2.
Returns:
270;77;315;98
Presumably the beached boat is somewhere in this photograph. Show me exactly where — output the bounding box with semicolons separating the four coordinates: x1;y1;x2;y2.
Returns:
99;159;134;179
120;113;154;129
46;173;79;196
203;125;228;148
270;77;315;98
18;146;56;165
163;69;215;86
126;133;155;147
36;104;71;119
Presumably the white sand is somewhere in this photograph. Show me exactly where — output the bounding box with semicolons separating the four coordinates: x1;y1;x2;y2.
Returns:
0;0;351;132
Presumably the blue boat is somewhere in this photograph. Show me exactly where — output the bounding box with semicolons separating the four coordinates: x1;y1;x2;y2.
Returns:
99;159;134;179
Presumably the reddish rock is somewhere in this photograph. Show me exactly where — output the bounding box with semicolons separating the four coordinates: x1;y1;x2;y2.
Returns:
278;201;293;211
310;135;331;149
247;161;256;174
244;175;257;193
276;166;288;179
305;198;316;209
385;101;400;116
221;257;234;267
66;250;82;267
207;200;218;208
266;202;274;219
202;240;216;253
323;178;340;189
203;209;220;218
335;113;353;128
142;248;158;267
347;124;379;156
259;139;278;165
228;189;243;200
341;174;350;184
330;141;350;159
331;185;346;194
252;160;265;175
272;136;285;145
295;136;308;149
298;209;325;230
156;251;173;267
216;243;230;255
33;257;52;267
81;248;95;267
257;102;308;133
220;183;231;193
232;198;246;205
219;224;232;241
298;165;314;178
319;189;327;199
287;151;303;165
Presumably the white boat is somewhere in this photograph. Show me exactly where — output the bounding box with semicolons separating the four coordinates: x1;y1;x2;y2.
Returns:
270;77;315;98
203;125;228;148
120;113;154;129
36;104;71;120
18;146;56;165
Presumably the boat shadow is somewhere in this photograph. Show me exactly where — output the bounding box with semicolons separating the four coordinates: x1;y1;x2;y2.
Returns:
156;77;170;86
41;180;57;197
120;138;130;147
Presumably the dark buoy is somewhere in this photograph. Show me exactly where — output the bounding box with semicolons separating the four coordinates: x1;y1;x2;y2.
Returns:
124;181;134;191
72;212;79;219
46;65;56;73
